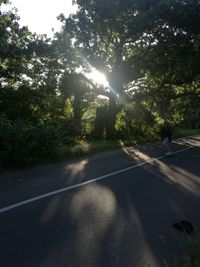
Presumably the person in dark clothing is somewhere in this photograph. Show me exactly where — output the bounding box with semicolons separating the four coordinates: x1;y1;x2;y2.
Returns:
159;123;173;156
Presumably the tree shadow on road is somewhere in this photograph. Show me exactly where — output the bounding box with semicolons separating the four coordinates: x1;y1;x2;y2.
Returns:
0;140;199;267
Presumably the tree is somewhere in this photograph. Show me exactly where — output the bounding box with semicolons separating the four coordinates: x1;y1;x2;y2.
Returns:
61;0;149;137
60;0;200;136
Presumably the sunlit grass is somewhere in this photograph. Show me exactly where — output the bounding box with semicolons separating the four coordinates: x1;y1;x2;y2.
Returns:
64;140;122;158
1;127;199;171
60;134;159;160
59;128;200;161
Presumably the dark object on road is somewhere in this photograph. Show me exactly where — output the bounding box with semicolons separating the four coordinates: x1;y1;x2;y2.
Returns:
158;122;173;155
172;220;194;234
159;123;173;143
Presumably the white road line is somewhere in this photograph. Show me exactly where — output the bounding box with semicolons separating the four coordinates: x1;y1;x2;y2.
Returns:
0;145;193;214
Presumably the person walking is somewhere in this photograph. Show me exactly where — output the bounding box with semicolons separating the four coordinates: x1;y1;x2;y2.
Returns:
159;122;173;156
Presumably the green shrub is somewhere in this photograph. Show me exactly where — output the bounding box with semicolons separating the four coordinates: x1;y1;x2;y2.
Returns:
0;115;63;167
115;102;157;138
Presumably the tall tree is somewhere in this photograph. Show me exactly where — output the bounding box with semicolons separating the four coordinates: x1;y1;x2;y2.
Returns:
61;0;200;135
61;0;149;137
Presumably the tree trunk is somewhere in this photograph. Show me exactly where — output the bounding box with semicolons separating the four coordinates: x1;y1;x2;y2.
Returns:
73;92;82;135
195;108;200;129
94;106;107;138
157;100;170;120
106;47;123;138
106;93;117;139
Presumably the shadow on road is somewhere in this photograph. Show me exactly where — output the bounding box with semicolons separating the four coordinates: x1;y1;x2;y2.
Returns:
0;137;200;267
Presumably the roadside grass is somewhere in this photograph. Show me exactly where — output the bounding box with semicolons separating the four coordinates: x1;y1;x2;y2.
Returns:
173;128;200;138
164;235;200;267
0;134;159;173
62;139;122;158
17;128;200;163
60;128;200;160
58;133;159;160
0;128;199;171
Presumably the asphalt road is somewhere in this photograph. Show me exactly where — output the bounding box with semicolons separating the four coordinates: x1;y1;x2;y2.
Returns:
0;136;200;267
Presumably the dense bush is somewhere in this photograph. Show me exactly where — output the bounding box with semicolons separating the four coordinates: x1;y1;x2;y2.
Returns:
115;102;157;137
0;115;64;167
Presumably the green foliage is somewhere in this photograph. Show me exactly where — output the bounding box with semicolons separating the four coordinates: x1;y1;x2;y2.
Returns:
0;0;200;168
0;115;64;167
185;236;200;266
116;102;157;137
64;98;74;120
94;106;108;138
82;106;96;136
0;0;9;4
0;86;65;124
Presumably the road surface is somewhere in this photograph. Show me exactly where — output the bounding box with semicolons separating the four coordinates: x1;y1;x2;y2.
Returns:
0;136;200;267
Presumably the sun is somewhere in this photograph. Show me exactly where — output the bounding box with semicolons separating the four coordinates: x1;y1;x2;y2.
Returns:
87;69;109;87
